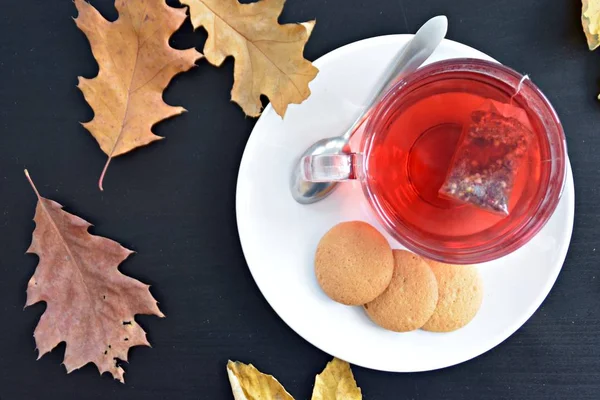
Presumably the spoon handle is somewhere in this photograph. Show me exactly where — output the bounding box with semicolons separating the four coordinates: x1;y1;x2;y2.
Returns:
341;15;448;141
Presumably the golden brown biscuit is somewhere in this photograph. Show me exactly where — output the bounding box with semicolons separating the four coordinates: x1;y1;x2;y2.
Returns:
315;221;394;305
421;260;483;332
364;250;438;332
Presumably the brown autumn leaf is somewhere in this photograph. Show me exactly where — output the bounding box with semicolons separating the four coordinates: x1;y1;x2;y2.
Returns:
74;0;202;190
181;0;319;118
24;170;164;383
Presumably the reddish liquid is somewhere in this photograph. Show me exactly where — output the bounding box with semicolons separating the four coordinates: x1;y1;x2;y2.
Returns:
366;77;543;248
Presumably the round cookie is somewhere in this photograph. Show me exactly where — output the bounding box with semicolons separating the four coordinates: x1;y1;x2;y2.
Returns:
421;260;483;332
315;221;394;305
364;250;438;332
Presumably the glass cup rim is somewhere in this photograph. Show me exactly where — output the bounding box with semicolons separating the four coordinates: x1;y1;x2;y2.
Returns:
359;58;567;264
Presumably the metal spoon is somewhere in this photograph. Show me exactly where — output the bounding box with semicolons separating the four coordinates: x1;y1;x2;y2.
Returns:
290;15;448;204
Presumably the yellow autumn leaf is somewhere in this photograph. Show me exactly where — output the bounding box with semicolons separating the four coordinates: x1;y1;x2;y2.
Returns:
583;0;600;50
74;0;202;190
311;358;362;400
181;0;319;118
227;360;295;400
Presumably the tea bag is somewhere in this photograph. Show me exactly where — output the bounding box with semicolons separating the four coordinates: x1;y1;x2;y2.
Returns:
439;97;534;215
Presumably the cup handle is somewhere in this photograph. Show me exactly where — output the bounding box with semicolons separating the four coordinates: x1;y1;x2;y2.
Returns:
301;153;363;182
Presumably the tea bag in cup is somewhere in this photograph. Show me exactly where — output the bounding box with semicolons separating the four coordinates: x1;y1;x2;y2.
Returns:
439;98;534;215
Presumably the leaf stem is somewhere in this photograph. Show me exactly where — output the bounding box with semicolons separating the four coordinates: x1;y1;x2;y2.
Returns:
98;156;112;191
24;169;42;200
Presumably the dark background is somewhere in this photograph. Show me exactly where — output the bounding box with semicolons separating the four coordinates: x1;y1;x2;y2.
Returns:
1;0;599;399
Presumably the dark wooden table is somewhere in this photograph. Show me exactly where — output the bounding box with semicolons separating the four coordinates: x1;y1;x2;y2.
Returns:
1;0;599;399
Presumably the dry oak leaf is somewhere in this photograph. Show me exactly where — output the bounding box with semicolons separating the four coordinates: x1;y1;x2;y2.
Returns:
74;0;202;190
227;360;294;400
583;0;600;50
181;0;319;118
311;358;362;400
24;170;164;383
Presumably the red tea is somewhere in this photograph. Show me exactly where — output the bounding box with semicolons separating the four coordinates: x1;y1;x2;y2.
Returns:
365;75;543;246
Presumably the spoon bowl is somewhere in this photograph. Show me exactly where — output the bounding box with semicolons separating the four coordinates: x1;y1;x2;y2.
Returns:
291;136;349;203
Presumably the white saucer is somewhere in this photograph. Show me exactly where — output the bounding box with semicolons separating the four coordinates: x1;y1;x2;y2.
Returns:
236;35;575;372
